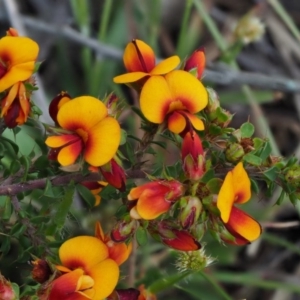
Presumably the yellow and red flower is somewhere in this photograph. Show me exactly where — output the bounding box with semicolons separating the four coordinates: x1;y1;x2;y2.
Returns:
137;285;157;300
184;48;206;79
49;236;119;300
113;39;180;86
217;162;261;245
140;70;208;134
45;96;121;167
95;221;132;266
1;81;30;128
128;180;185;220
0;35;38;92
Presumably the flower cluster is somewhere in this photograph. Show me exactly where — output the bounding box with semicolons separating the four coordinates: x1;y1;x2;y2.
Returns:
111;39;262;251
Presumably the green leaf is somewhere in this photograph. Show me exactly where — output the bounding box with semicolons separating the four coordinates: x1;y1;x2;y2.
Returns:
275;189;286;205
43;179;55;198
289;193;298;206
240;122;255;138
206;178;223;194
200;169;215;183
53;185;75;229
263;166;279;181
136;226;148;246
120;129;127;145
259;141;272;161
76;184;95;208
250;179;259;194
243;153;262;166
20;155;31;181
1;196;12;220
10;223;26;237
10;160;21;175
208;124;222;135
150;141;167;149
253;137;264;149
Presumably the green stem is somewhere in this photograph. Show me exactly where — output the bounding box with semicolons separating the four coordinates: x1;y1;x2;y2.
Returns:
193;0;227;52
199;271;232;300
268;0;300;42
98;0;113;41
176;0;194;57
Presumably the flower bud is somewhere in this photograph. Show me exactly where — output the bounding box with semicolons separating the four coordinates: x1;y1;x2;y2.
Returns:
31;259;52;284
184;48;205;79
111;219;137;242
175;247;215;272
225;143;245;163
285;166;300;186
48;91;71;124
182;131;205;181
179;196;203;229
6;28;18;37
234;14;265;45
100;159;126;192
206;88;220;115
0;274;17;300
156;221;201;251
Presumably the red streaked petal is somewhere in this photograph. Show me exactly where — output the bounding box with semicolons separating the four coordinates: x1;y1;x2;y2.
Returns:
167;111;186;134
59;236;108;270
137;189;171;220
45;134;80;148
84;117;120;167
57;96;107;131
140;75;172;124
181;111;205;131
123;40;155;72
184;48;206;79
48;269;87;300
151;56;180;75
217;171;235;223
162;229;201;251
226;206;261;243
87;259;119;300
57;140;83;166
113;72;148;84
165;70;208;113
232;162;251;204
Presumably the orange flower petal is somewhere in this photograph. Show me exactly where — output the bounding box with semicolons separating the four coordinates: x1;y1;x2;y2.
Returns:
57;140;83;166
181;111;205;131
0;36;39;92
57;96;107;131
113;72;148;84
232;162;251;204
1;82;18;116
128;182;168;201
217;171;234;223
165;70;208;113
123;40;155;72
95;221;105;241
151;56;180;75
107;242;132;266
140;75;172;124
59;236;108;270
45;134;80;148
225;206;261;242
137;189;171;220
49;269;87;300
84;117;120;167
87;259;119;300
167;111;186;134
94;195;101;206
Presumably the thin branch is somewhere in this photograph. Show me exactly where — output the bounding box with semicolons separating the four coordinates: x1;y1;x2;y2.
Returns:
7;16;300;93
